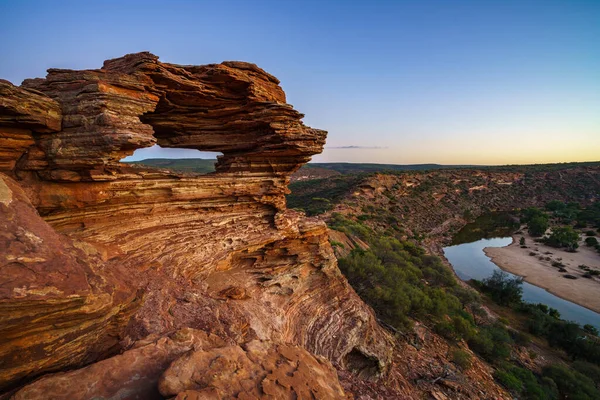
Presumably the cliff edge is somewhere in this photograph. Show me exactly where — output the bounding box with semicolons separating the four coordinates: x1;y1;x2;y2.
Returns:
0;53;397;398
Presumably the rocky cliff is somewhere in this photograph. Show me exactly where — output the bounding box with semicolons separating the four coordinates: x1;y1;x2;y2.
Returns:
0;53;398;398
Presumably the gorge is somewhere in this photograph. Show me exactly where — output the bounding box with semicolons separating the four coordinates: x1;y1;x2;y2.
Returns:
2;52;600;400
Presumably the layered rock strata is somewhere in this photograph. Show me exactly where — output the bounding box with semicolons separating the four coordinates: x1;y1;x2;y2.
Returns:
0;53;393;397
0;80;61;172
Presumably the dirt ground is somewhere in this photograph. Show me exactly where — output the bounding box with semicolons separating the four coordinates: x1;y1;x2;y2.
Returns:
484;228;600;313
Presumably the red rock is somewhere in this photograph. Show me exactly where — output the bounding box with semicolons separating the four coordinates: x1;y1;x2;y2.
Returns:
0;80;61;173
12;328;226;400
0;53;392;396
159;339;348;399
0;173;138;392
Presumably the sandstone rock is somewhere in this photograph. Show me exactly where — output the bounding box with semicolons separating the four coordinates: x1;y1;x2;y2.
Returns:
159;339;348;399
20;52;325;181
0;53;393;396
0;80;61;132
11;328;226;400
0;80;61;172
0;173;138;392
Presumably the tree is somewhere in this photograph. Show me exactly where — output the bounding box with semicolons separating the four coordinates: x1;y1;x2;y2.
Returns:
482;270;524;306
546;200;566;211
585;237;598;247
522;207;544;223
528;215;549;237
546;227;579;251
583;324;599;336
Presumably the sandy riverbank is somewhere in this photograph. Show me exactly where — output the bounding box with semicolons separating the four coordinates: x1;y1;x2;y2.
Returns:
484;231;600;314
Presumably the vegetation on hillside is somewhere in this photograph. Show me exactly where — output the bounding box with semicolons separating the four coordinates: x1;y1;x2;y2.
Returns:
124;158;217;174
296;160;600;176
287;176;364;216
326;192;600;399
521;202;600;254
288;163;600;398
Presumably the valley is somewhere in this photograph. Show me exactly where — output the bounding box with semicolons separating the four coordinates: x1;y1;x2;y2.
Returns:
286;161;600;399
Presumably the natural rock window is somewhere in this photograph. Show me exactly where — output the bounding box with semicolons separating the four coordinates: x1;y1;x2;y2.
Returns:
121;145;222;175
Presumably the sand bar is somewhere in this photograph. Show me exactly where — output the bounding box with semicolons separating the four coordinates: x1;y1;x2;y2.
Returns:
484;231;600;314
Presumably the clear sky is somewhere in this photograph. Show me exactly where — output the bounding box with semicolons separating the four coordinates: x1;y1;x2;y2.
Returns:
1;0;599;165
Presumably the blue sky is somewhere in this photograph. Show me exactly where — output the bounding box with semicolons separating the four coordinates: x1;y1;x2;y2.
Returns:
1;0;599;164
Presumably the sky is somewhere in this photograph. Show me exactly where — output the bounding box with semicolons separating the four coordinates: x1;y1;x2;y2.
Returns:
1;0;599;165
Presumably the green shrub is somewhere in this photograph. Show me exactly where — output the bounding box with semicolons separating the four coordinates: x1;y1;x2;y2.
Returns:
450;348;472;370
584;324;599;336
495;365;559;400
528;215;549;237
468;324;512;363
545;226;579;251
434;321;456;340
480;270;523;306
337;225;474;333
494;369;523;392
572;360;600;382
542;364;600;399
329;240;345;249
585;237;599;247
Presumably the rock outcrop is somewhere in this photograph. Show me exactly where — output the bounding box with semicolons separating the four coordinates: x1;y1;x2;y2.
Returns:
13;328;347;400
0;53;394;397
0;172;139;391
0;80;61;172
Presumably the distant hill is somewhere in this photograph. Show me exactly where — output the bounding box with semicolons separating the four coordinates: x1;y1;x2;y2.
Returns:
301;161;600;175
299;162;475;174
125;158;217;174
125;159;470;177
126;158;600;178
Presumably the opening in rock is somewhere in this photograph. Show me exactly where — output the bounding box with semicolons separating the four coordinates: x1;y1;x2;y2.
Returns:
121;145;223;175
343;348;381;379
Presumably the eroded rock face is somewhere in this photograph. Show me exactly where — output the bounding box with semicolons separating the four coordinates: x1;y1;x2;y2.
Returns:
0;53;392;396
19;52;325;181
0;80;61;172
12;328;227;400
159;339;347;399
0;173;138;391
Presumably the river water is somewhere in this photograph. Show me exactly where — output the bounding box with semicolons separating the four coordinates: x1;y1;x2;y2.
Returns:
443;237;600;330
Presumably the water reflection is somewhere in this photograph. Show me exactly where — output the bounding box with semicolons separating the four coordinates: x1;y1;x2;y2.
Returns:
444;237;600;330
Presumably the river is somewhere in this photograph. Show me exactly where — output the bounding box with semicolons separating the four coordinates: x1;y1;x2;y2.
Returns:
443;237;600;330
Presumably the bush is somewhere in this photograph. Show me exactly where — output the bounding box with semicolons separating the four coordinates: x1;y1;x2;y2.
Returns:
584;324;599;336
546;200;566;212
450;348;472;370
542;364;600;399
510;329;531;346
528;215;549;237
434;321;456;340
480;270;523;306
572;360;600;382
545;226;579;251
494;369;523;392
337;225;474;333
468;324;512;363
585;230;596;236
585;237;599;247
494;365;557;399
